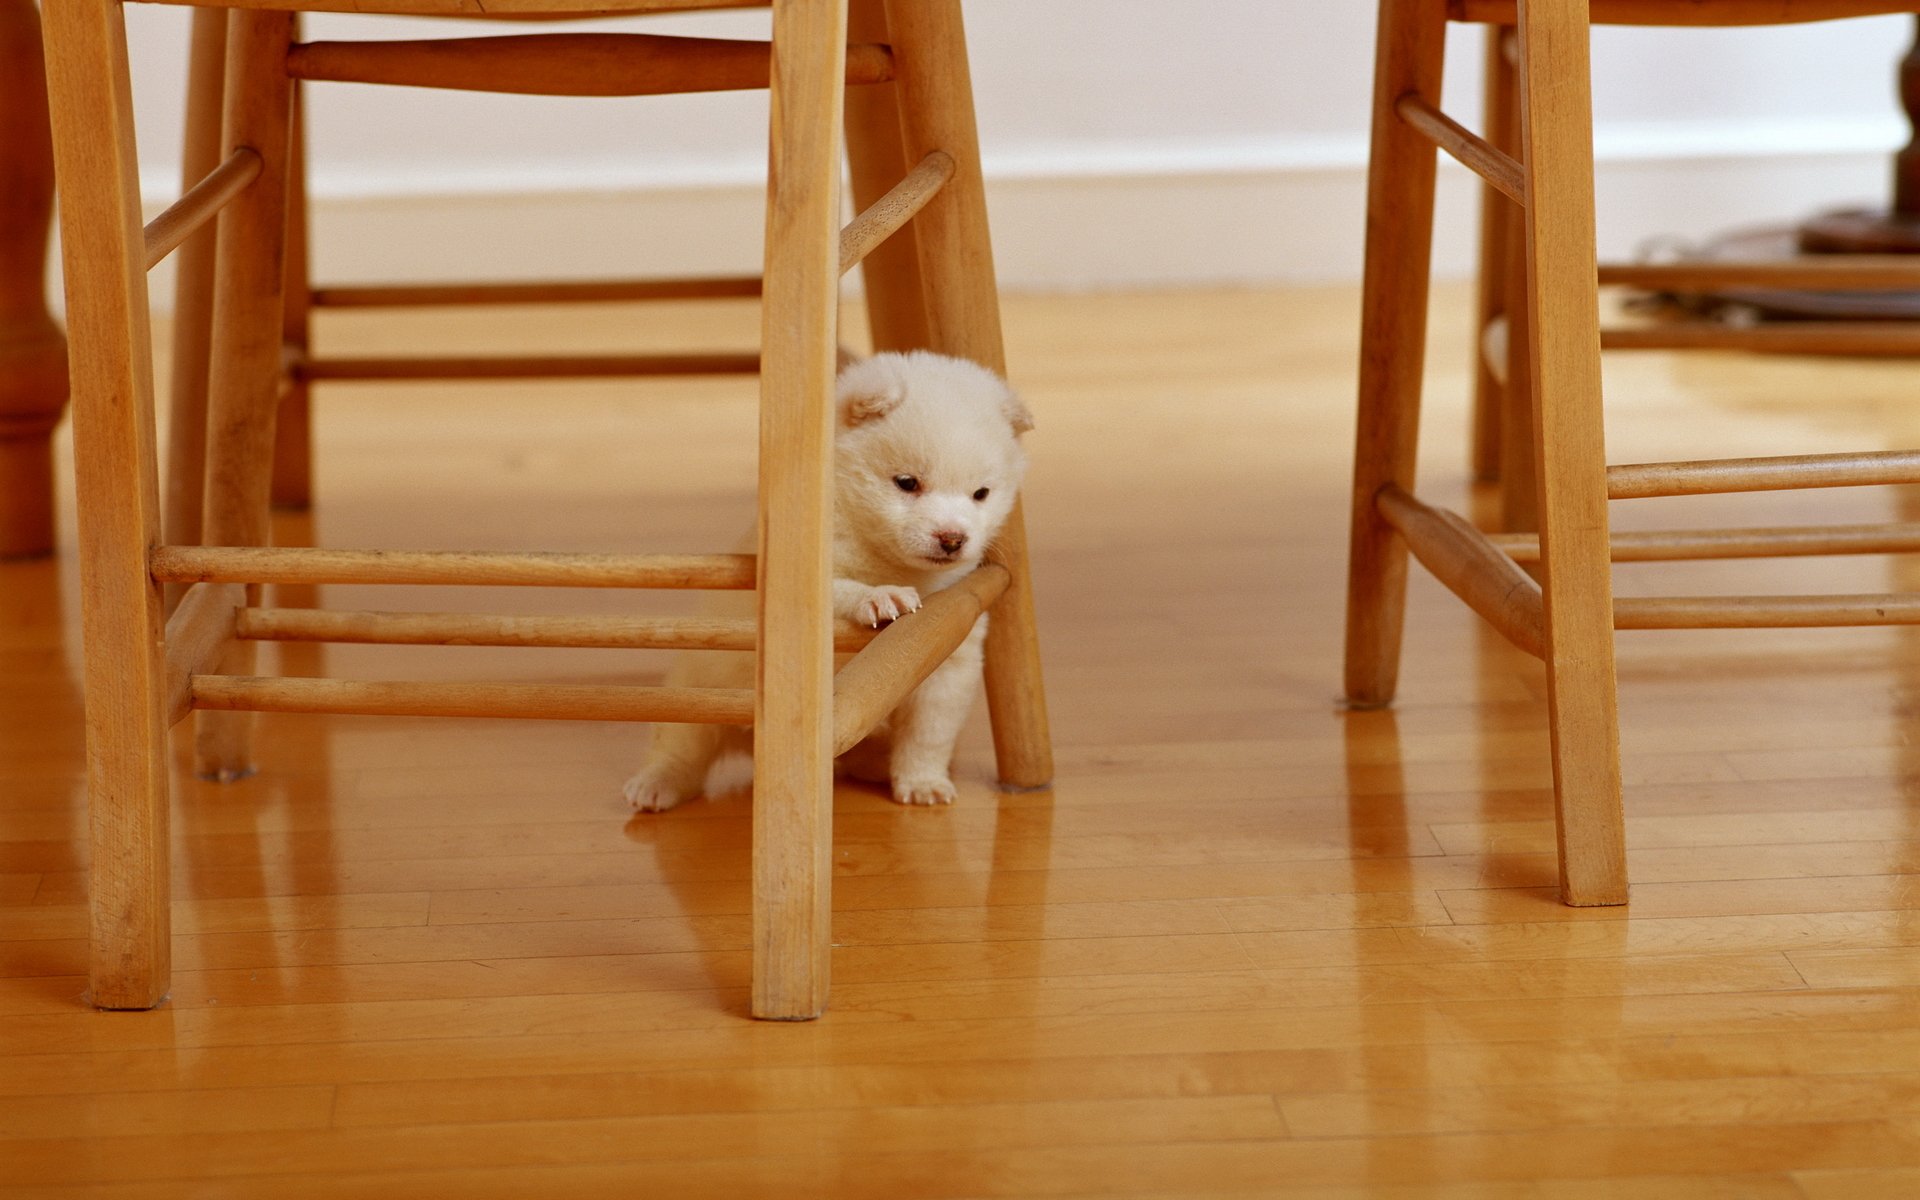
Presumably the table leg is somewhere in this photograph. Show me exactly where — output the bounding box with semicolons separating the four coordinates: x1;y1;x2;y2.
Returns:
0;0;69;560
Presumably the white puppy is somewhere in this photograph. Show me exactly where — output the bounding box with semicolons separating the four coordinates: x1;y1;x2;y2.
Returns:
623;350;1033;811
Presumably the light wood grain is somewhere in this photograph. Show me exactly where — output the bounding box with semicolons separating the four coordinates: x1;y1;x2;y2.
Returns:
1492;522;1920;563
832;564;1009;754
1345;0;1446;709
309;276;762;308
190;676;756;724
886;0;1052;792
41;0;174;1009
1514;0;1629;906
1608;449;1920;499
141;148;260;270
161;5;227;580
298;352;760;380
235;606;881;651
285;32;892;97
1469;25;1516;486
750;0;847;1021
193;8;297;783
1604;322;1920;355
837;150;953;277
1376;484;1543;657
1395;93;1526;203
843;0;931;354
149;545;757;589
162;582;243;726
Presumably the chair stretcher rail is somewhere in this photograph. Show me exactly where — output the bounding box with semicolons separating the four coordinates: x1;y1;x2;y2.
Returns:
839;151;954;276
238;607;879;652
190;676;755;724
831;565;1010;755
1606;449;1920;499
143;149;260;270
1491;522;1920;563
1377;485;1545;659
1394;94;1525;204
1614;594;1920;629
310;276;763;308
150;545;757;589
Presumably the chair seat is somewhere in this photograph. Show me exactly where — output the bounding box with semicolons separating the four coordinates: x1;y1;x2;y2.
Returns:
140;0;763;17
1453;0;1920;24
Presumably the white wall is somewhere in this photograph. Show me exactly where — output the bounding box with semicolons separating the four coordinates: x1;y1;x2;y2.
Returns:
111;2;1913;297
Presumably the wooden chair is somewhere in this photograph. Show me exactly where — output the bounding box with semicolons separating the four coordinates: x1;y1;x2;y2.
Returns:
161;1;931;526
42;0;1052;1020
1347;0;1920;906
1468;3;1920;530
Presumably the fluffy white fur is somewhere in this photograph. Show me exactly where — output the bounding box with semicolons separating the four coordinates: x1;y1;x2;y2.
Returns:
622;350;1033;812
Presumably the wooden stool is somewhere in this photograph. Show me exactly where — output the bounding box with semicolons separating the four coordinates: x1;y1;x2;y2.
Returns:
1347;0;1920;906
43;0;1052;1020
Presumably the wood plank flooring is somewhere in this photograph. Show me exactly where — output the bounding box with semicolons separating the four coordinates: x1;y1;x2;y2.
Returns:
8;286;1920;1194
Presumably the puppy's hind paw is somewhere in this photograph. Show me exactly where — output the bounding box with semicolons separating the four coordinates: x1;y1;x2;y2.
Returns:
891;774;957;807
623;770;689;813
854;585;921;628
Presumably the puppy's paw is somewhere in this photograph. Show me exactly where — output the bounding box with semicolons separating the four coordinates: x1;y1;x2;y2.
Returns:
891;773;957;807
623;769;691;813
854;585;921;628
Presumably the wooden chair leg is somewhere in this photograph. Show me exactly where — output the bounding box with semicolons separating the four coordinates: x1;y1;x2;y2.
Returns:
195;9;296;782
164;6;227;607
885;0;1053;791
272;75;313;512
752;0;847;1022
42;0;173;1009
1344;0;1447;709
1470;25;1513;487
1515;0;1628;906
1498;188;1539;533
844;0;930;355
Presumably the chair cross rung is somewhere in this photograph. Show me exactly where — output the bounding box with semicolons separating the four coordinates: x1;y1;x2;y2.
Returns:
298;353;760;381
143;149;260;270
238;607;879;652
1491;521;1920;564
1615;593;1920;629
191;675;755;725
1607;449;1920;500
832;564;1010;754
1394;94;1525;204
310;276;763;308
1603;322;1920;356
1601;258;1920;293
839;151;955;276
150;545;758;590
286;33;894;98
1375;485;1544;659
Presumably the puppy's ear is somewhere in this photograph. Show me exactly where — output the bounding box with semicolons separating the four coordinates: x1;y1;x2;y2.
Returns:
1001;385;1036;435
837;357;907;428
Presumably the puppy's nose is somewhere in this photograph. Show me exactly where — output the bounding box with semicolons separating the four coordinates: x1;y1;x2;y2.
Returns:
935;530;968;555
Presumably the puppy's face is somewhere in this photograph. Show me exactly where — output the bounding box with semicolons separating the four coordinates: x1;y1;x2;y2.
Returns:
835;352;1032;575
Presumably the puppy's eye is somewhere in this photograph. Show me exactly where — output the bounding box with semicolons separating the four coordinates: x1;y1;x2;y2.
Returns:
893;475;920;494
972;487;991;502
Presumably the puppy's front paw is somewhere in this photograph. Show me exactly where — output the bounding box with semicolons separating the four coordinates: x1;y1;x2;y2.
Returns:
623;769;690;813
892;774;957;807
855;585;921;628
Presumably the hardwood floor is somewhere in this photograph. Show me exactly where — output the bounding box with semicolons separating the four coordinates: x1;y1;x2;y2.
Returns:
9;285;1920;1194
